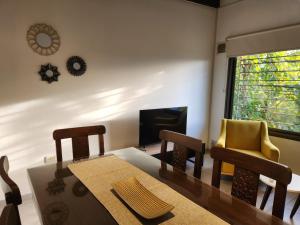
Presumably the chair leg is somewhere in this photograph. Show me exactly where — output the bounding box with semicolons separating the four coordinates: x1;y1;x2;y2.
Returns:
15;205;22;225
260;185;272;210
201;143;205;166
290;194;300;218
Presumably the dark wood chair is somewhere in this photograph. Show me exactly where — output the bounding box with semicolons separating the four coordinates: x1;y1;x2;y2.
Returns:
159;130;205;179
210;147;292;219
290;194;300;218
0;156;22;206
0;156;22;225
0;204;21;225
53;125;106;162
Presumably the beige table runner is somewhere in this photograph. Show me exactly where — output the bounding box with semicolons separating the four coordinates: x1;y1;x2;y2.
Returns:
68;155;229;225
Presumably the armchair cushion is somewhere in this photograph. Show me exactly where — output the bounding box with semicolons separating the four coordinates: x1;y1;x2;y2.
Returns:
221;148;268;175
226;120;261;151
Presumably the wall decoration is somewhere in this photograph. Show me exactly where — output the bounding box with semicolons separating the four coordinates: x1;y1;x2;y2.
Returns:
39;64;60;83
27;23;60;56
66;56;87;76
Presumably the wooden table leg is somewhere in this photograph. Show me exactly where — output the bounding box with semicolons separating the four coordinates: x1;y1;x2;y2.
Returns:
290;194;300;218
260;185;273;210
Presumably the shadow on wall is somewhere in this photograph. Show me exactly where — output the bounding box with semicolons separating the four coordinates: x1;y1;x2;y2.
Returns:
0;58;211;200
0;79;164;172
0;59;211;173
0;0;216;199
0;0;216;166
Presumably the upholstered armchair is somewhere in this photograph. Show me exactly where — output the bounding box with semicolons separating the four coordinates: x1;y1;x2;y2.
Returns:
216;119;280;176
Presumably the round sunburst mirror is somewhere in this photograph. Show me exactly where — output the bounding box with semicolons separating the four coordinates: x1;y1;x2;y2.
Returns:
27;23;60;56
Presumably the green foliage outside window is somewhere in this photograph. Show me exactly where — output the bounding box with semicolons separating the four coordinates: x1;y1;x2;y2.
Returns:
232;49;300;132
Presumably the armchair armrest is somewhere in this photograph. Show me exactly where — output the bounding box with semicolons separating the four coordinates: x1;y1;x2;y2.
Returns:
262;140;280;162
216;135;225;148
215;119;226;148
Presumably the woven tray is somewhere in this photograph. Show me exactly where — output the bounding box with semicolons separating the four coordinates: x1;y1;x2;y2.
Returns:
112;177;174;219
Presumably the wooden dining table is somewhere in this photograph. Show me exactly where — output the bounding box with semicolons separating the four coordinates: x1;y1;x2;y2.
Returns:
27;147;288;225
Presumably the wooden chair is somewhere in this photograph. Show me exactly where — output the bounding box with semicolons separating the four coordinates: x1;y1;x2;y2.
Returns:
291;194;300;218
159;130;205;179
210;147;292;219
0;204;21;225
0;156;22;225
53;125;106;162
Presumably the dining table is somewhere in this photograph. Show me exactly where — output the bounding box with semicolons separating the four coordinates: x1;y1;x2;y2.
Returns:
27;147;289;225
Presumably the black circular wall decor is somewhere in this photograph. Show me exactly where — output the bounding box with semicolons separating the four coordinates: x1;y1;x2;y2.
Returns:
39;63;60;83
66;56;87;76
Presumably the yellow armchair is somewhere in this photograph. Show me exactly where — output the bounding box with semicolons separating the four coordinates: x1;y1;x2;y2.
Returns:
216;119;280;176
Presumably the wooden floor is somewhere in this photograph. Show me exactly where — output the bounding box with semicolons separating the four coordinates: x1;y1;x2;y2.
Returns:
1;148;299;225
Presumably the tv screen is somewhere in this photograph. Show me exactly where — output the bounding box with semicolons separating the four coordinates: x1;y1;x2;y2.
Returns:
139;106;187;146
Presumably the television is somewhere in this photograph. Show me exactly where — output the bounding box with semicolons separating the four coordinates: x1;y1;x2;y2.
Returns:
139;106;187;147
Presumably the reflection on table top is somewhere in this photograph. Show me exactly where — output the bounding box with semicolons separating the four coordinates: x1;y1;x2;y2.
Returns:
27;147;288;225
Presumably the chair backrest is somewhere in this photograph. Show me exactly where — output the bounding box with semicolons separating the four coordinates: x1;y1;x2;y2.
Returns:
0;204;21;225
210;147;292;219
223;119;265;151
53;125;106;162
159;130;205;179
0;156;22;206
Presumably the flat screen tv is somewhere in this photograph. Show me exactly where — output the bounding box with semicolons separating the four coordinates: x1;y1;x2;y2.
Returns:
139;106;187;147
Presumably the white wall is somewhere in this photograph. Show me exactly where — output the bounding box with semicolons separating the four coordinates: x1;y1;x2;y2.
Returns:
0;0;216;198
210;0;300;172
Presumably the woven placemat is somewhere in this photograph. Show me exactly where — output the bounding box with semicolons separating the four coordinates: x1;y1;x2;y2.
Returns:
68;154;229;225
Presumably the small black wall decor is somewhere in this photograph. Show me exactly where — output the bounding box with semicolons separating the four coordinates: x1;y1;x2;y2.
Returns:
39;63;60;83
66;56;87;76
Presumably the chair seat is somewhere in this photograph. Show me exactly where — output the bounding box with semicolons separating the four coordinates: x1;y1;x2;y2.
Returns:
222;148;267;176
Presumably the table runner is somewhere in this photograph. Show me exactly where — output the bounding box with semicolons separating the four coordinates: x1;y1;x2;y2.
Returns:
68;154;229;225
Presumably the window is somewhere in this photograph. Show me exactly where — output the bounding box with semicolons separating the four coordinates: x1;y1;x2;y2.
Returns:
226;49;300;140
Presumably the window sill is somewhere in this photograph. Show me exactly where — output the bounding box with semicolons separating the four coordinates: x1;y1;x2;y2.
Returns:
269;128;300;142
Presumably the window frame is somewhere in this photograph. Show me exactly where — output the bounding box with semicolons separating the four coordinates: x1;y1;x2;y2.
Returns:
224;57;300;141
